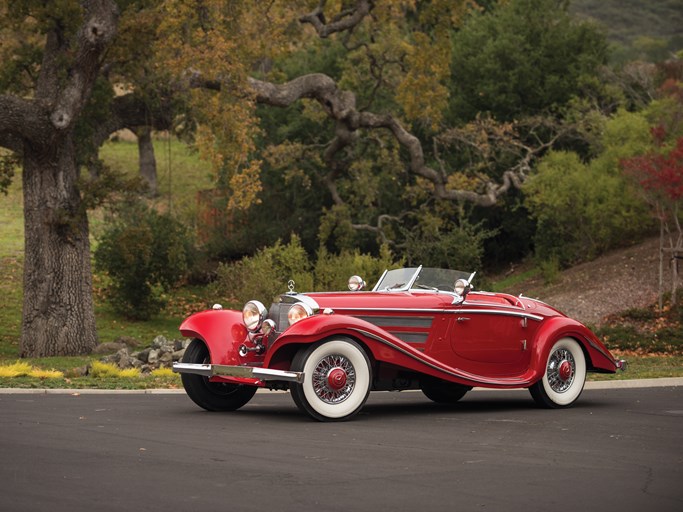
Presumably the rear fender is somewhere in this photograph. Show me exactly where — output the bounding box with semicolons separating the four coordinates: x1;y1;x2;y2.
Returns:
179;309;254;366
530;317;619;377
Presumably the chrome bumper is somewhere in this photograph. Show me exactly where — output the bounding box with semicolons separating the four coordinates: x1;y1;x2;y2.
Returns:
616;359;628;371
172;362;304;383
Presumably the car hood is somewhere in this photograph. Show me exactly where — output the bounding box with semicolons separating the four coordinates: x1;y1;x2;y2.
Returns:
289;290;565;319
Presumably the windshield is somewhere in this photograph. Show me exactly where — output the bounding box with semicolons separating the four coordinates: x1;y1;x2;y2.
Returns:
373;267;474;292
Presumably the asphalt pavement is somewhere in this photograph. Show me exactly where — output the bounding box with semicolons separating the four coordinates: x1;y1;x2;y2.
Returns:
0;379;681;512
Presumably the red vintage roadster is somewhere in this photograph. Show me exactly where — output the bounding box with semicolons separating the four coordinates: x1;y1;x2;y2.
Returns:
173;267;626;421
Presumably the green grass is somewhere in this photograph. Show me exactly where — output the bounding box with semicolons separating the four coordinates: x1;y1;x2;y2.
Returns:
589;355;683;380
99;137;213;223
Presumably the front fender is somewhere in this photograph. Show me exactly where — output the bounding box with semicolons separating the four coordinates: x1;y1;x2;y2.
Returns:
179;309;251;366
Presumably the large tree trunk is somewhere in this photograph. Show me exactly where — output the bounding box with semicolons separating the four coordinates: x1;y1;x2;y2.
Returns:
20;133;98;357
136;126;158;195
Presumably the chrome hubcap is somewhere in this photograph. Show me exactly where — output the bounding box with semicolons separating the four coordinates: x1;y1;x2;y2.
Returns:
547;348;575;393
312;355;356;404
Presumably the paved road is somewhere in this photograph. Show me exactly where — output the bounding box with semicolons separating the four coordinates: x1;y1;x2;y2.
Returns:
1;384;681;512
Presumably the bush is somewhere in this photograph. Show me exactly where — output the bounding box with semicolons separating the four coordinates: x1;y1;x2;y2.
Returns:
525;150;651;266
313;244;400;291
95;201;195;320
215;236;403;306
214;234;314;306
401;210;494;271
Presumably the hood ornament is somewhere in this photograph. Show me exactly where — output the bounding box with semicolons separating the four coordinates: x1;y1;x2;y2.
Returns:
287;279;296;294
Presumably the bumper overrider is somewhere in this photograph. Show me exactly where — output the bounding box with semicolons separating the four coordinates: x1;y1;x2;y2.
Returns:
173;362;304;384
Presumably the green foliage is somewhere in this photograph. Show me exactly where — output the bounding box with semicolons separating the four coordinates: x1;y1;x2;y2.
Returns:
0;152;18;195
569;0;683;64
314;245;400;291
539;256;560;285
449;0;610;122
214;234;314;306
94;201;195;320
402;205;496;270
214;235;404;306
525;149;651;265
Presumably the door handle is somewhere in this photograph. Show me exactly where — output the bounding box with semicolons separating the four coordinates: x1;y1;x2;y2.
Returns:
456;317;470;323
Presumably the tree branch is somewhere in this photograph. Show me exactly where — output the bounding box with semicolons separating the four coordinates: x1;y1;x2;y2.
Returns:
0;96;51;151
49;0;119;130
299;0;374;38
247;73;533;207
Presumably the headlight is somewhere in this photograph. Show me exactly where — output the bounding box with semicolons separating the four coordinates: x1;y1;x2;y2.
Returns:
242;300;267;332
454;279;468;296
348;275;366;291
287;302;313;325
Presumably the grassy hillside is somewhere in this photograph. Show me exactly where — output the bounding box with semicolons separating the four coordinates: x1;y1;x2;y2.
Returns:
570;0;683;45
570;0;683;64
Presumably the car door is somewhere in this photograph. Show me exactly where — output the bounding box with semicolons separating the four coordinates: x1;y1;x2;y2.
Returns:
448;305;533;377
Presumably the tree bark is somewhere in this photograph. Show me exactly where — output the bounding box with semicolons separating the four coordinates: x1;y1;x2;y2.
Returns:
135;126;158;195
20;134;98;357
0;0;120;357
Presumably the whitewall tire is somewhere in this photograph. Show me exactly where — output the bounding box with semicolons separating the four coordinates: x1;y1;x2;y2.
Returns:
290;338;372;421
530;337;587;408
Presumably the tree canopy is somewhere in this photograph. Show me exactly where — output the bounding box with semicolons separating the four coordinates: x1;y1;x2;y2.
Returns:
0;0;676;356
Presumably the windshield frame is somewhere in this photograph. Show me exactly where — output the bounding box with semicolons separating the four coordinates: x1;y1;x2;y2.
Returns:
373;267;474;293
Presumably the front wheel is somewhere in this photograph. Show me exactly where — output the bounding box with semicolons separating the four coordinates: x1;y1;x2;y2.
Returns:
180;339;257;412
289;338;372;422
529;337;586;408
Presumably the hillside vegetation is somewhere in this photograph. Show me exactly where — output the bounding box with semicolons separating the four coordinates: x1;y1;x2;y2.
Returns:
570;0;683;61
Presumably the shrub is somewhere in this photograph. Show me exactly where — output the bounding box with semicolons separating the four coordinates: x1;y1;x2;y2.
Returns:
401;210;494;271
0;361;33;378
313;244;400;291
215;236;403;305
525;150;651;266
95;201;195;320
214;234;314;306
29;369;64;379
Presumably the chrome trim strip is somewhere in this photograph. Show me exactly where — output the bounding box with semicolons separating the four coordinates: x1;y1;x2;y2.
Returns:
333;307;543;322
455;309;544;322
349;328;527;386
172;362;304;383
584;335;621;369
405;265;423;290
372;269;389;292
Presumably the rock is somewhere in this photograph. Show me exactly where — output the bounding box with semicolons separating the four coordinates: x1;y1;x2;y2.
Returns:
92;342;127;354
151;335;168;349
147;349;160;365
135;348;152;363
113;335;141;348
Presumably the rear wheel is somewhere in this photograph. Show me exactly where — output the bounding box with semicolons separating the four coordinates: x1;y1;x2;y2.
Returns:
180;339;257;411
290;338;372;421
529;337;586;408
421;377;471;404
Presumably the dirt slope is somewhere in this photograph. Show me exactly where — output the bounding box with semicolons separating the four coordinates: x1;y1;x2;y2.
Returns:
499;237;681;326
